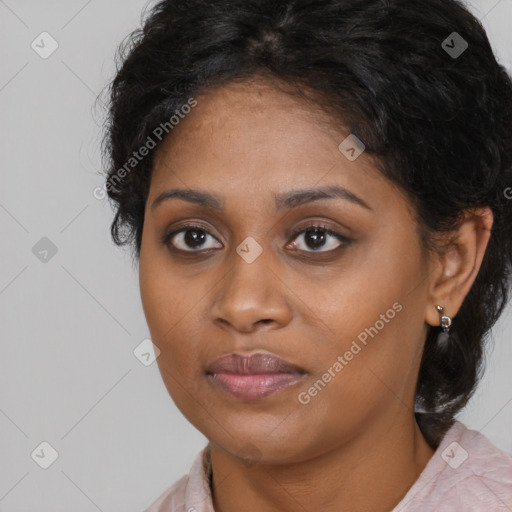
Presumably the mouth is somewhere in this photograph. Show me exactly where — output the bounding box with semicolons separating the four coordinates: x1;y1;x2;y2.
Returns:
206;352;307;400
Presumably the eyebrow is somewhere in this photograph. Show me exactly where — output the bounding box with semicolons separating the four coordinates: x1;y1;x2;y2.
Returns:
152;188;222;210
151;185;372;211
275;185;372;211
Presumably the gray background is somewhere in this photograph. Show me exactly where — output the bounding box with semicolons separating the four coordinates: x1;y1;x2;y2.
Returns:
0;1;511;510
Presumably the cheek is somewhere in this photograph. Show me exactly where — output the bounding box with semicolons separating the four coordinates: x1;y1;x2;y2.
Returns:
305;240;426;402
293;306;423;451
140;266;207;416
139;247;204;374
139;232;193;335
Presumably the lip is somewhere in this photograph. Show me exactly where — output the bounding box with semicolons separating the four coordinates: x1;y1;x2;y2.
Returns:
206;352;306;400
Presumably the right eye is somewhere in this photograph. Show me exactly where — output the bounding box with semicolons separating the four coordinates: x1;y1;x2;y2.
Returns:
163;225;223;252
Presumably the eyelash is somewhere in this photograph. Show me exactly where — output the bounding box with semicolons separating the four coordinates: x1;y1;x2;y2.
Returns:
161;223;352;255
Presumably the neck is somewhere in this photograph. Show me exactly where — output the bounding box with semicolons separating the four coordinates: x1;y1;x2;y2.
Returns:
209;414;435;512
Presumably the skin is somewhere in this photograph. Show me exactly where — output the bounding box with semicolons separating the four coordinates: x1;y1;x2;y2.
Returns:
138;78;493;512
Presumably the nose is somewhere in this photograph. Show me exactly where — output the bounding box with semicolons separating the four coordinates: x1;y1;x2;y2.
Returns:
209;248;293;333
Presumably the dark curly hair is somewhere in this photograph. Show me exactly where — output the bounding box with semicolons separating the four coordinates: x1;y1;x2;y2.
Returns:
101;0;512;448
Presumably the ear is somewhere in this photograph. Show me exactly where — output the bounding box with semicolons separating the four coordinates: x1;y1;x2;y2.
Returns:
424;207;493;327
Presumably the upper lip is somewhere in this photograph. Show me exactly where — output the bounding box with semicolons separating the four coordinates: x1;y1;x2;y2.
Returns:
206;352;306;375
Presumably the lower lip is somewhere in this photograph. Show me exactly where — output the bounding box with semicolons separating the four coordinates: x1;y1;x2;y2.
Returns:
208;372;305;400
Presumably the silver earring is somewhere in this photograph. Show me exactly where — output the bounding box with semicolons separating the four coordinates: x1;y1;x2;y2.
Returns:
435;305;452;347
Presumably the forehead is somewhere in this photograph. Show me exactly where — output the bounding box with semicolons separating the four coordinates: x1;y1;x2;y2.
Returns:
155;81;359;175
149;79;411;219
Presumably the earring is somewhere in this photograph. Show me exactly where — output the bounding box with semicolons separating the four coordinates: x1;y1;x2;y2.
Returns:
435;305;452;347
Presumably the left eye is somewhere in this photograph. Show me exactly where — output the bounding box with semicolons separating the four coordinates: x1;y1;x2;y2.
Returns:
288;226;348;252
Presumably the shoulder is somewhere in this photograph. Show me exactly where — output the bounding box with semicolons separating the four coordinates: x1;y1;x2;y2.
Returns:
143;446;213;512
143;474;188;512
452;421;512;508
393;421;512;511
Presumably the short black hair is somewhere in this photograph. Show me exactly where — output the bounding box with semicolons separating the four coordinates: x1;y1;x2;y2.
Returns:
101;0;512;447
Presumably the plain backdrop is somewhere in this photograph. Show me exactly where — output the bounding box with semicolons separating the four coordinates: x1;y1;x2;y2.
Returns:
1;1;511;511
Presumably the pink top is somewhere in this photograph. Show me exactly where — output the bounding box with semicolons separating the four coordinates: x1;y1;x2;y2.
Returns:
144;421;512;511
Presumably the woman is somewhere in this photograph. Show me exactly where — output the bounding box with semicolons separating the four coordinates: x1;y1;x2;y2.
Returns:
101;0;512;510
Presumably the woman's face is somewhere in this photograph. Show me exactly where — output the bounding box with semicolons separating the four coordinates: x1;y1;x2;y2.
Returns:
139;79;435;463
